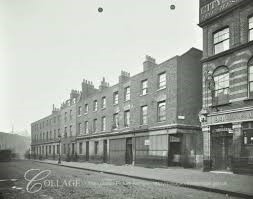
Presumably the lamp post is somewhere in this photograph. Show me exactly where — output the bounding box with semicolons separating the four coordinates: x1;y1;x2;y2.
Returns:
58;134;61;164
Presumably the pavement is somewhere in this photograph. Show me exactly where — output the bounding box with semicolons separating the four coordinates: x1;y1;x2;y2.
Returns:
35;159;253;198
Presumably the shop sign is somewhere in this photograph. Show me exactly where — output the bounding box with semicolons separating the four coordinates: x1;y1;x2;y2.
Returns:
169;136;180;142
208;110;253;125
200;0;243;22
144;140;150;146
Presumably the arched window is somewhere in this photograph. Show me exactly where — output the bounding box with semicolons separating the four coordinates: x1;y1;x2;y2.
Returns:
213;66;229;105
249;64;253;98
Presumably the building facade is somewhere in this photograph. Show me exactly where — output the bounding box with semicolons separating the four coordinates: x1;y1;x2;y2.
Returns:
199;0;253;174
31;48;203;168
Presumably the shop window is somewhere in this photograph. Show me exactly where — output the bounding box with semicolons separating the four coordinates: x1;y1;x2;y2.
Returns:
79;142;83;154
94;141;99;155
213;66;229;105
213;27;229;54
243;122;253;145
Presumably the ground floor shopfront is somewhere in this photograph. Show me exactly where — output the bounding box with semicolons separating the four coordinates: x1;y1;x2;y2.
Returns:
202;107;253;174
75;126;203;168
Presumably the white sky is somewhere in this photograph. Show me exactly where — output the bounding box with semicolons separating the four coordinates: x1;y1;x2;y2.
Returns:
0;0;202;135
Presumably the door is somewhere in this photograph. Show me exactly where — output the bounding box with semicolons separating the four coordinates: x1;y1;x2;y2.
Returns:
72;143;75;155
212;135;233;170
86;141;89;161
126;138;133;164
103;140;107;163
168;135;181;166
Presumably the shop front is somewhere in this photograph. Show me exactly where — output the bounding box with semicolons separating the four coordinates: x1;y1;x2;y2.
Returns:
202;107;253;174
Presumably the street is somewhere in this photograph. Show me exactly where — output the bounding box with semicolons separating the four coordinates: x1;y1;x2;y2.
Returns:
0;160;241;199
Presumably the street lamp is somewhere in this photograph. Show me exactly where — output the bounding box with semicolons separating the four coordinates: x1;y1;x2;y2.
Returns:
58;134;61;164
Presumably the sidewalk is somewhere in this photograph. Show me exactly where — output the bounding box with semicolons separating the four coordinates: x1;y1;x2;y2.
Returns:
35;159;253;198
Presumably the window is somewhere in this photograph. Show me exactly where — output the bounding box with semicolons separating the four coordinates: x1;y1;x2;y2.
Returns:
70;110;72;120
213;27;229;54
49;146;51;154
78;123;81;134
54;130;56;139
64;127;67;138
84;121;89;134
213;66;229;105
101;97;106;109
141;105;148;125
57;144;59;154
141;79;148;95
58;128;60;137
158;101;166;122
64;112;67;122
46;132;49;140
113;113;119;129
70;125;72;136
113;91;119;105
78;106;82;116
94;141;99;155
93;119;97;132
93;100;98;111
124;110;130;127
158;72;166;89
124;87;130;101
79;142;83;154
249;16;253;41
249;65;253;98
84;104;88;114
49;131;52;140
63;144;66;154
243;122;253;145
101;116;106;131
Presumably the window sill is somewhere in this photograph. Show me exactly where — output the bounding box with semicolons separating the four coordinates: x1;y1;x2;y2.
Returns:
211;102;231;108
244;98;253;102
124;100;130;103
140;93;148;97
101;107;106;110
157;87;166;92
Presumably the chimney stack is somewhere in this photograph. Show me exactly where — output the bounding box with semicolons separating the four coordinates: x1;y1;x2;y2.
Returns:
99;77;109;91
143;55;156;71
119;70;130;83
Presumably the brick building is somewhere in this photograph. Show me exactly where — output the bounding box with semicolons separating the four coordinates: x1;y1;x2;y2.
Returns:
31;48;203;168
198;0;253;173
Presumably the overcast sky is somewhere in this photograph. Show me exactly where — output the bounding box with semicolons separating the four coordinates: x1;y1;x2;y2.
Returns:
0;0;202;135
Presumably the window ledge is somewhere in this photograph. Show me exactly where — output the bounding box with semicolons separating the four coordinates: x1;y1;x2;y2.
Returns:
157;87;166;92
211;102;231;108
140;93;148;97
244;98;253;102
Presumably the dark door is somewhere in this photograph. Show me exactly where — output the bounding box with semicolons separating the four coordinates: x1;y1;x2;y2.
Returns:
103;140;107;163
126;138;133;164
72;143;75;155
168;135;181;166
212;135;233;170
86;141;89;161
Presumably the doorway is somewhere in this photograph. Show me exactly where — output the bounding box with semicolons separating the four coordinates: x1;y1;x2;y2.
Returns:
212;134;233;170
126;138;133;164
103;140;107;163
168;135;181;166
86;141;89;161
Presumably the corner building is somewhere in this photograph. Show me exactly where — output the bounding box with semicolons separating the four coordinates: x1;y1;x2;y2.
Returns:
31;48;203;168
199;0;253;174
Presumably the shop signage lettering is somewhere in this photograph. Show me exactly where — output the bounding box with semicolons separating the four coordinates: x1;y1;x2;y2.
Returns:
208;110;253;124
144;140;150;146
200;0;242;22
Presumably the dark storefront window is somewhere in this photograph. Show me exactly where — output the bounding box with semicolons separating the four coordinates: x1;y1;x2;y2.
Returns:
213;66;229;105
243;122;253;145
94;141;99;155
